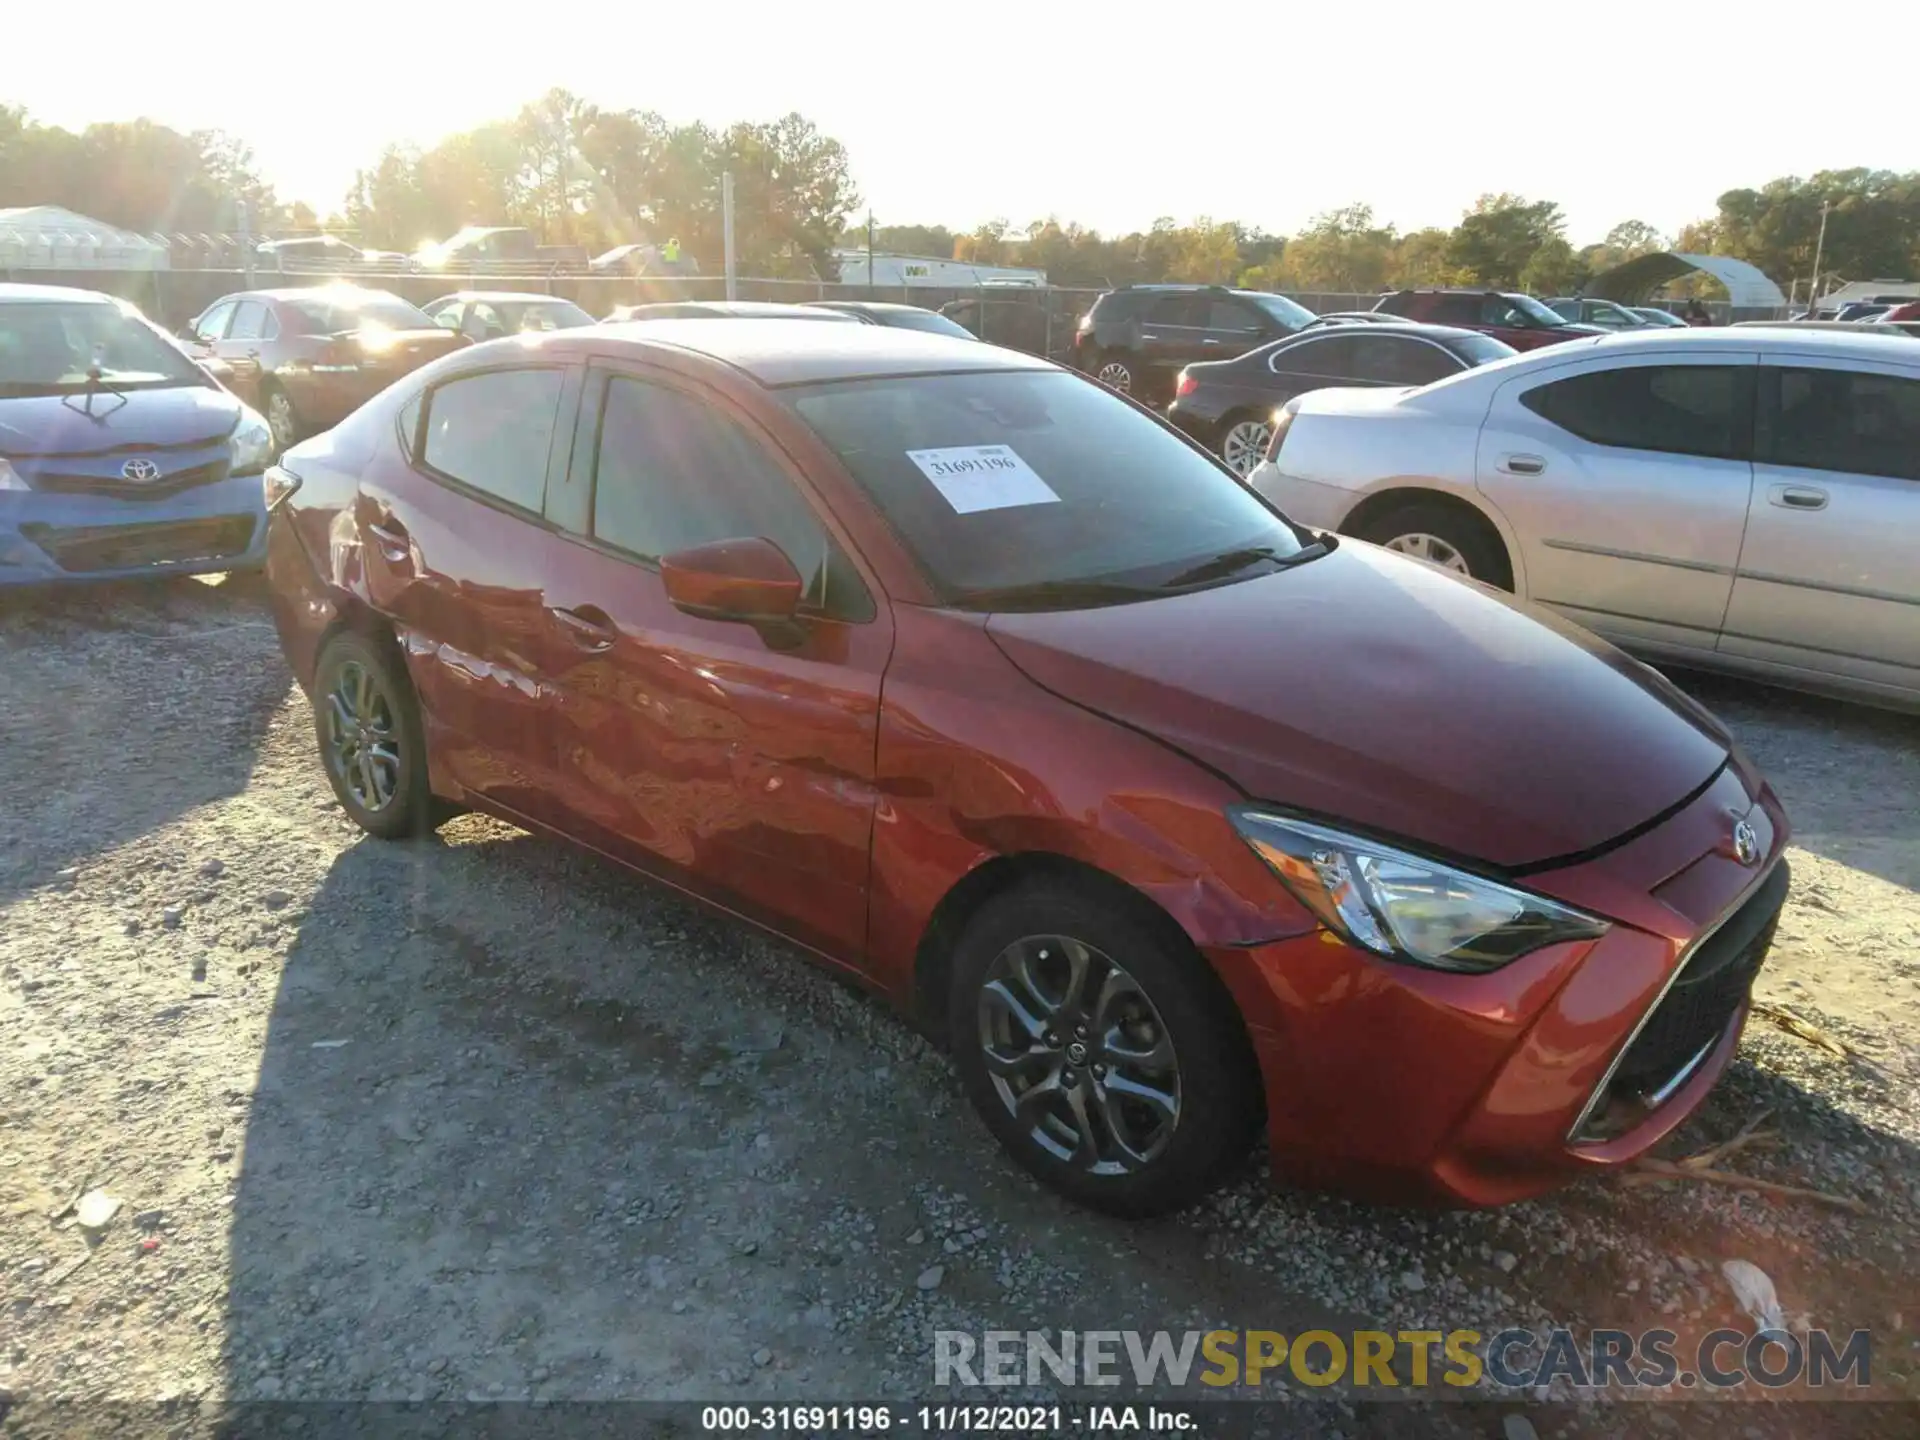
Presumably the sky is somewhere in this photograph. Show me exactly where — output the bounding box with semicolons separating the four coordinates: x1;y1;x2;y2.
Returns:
9;0;1912;245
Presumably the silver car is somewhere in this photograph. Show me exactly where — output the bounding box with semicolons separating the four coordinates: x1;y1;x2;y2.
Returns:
1248;328;1920;712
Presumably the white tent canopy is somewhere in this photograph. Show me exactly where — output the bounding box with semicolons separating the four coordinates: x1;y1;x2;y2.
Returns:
0;206;171;271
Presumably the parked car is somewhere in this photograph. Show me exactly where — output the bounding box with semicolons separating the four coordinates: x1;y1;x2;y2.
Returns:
1547;296;1650;329
185;286;467;453
1372;289;1604;350
1299;312;1406;329
939;294;1059;359
1071;285;1316;400
1831;302;1892;324
1866;301;1920;324
257;235;364;271
590;242;701;277
1168;323;1516;475
810;301;977;338
262;320;1789;1216
414;226;586;271
1628;306;1689;328
423;291;595;342
604;300;858;323
1249;328;1920;712
0;283;273;584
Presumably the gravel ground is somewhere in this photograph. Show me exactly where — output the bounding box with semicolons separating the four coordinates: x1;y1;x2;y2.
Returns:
2;578;1917;1435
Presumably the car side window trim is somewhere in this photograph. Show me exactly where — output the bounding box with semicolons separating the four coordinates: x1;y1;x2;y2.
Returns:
408;362;584;526
1267;332;1463;378
560;359;881;623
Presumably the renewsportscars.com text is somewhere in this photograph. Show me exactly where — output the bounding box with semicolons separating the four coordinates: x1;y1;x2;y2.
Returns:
934;1327;1872;1391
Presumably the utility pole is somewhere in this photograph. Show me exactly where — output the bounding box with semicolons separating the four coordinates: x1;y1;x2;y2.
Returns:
237;199;255;288
1808;199;1831;311
867;210;876;296
722;172;737;301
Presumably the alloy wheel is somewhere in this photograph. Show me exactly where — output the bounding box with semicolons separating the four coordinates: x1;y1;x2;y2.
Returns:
266;391;298;453
323;659;402;813
1221;419;1274;476
1096;360;1133;393
976;934;1181;1175
1383;532;1470;574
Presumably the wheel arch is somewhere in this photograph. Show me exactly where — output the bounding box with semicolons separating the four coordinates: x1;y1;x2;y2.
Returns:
1338;485;1522;590
910;850;1257;1072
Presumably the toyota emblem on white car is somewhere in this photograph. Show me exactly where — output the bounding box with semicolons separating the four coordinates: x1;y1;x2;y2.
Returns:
121;459;160;482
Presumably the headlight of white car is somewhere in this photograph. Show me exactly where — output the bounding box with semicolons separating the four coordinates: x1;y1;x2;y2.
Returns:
1231;809;1608;972
230;407;275;478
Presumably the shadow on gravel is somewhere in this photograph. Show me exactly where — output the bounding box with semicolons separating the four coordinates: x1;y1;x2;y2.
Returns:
221;824;1377;1404
1666;668;1920;894
0;574;288;905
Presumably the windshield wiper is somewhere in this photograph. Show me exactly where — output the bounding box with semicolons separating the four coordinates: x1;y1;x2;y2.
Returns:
1159;540;1328;590
957;577;1163;612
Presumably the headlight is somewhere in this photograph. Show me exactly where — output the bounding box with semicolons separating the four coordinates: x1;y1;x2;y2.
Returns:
230;408;275;477
1231;809;1608;972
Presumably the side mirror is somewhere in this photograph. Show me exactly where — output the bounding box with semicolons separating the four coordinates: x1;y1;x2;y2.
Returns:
660;536;804;639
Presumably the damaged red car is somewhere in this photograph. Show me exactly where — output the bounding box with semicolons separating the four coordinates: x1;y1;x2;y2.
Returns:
262;322;1790;1216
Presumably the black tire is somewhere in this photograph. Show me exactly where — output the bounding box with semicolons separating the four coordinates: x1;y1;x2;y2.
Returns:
1088;350;1135;395
947;880;1260;1217
1352;500;1513;589
311;630;434;840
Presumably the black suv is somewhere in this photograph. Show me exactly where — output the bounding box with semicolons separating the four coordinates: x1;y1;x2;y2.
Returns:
1071;285;1315;400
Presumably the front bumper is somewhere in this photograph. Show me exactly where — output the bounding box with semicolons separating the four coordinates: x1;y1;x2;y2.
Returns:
1208;764;1790;1206
0;472;267;585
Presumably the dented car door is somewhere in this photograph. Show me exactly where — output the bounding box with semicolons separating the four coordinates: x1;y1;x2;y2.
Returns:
355;360;583;827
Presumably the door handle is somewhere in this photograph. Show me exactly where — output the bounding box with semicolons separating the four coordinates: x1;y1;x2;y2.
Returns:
1201;337;1222;346
1769;484;1829;511
365;514;412;564
1500;453;1546;475
549;604;617;651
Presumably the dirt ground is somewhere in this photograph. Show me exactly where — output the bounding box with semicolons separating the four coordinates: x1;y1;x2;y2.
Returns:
2;577;1916;1434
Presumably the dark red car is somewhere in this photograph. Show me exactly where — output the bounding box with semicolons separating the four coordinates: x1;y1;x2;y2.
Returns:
261;322;1789;1216
185;286;467;452
1373;288;1606;351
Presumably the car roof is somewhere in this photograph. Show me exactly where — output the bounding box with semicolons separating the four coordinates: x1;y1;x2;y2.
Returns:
435;290;581;305
0;282;118;305
218;285;410;304
1290;320;1490;342
812;301;938;316
1573;326;1920;361
552;319;1053;386
616;300;854;320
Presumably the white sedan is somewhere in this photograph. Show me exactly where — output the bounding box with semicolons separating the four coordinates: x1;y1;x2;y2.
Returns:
1247;327;1920;712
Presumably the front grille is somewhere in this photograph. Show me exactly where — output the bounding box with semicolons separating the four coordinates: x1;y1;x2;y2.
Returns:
33;458;231;500
1574;857;1790;1142
21;515;257;573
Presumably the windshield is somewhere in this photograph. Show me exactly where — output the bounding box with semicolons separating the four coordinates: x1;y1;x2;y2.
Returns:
884;309;977;338
0;301;206;395
1502;293;1572;327
289;292;436;334
500;300;594;331
1244;292;1317;329
788;370;1311;609
1453;333;1519;366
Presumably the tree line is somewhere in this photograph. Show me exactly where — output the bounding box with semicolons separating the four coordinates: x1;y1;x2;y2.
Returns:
6;96;1918;300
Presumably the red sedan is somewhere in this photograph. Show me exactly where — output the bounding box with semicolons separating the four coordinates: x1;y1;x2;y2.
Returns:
261;322;1789;1216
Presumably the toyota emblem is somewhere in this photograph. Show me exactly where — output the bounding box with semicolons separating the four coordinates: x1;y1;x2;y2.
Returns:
121;459;160;482
1731;818;1760;867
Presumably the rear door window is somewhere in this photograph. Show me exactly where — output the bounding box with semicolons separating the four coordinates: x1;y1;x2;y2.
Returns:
1764;367;1920;481
1371;338;1461;386
1521;364;1748;460
227;302;269;341
420;367;567;513
1274;336;1363;378
1145;294;1203;327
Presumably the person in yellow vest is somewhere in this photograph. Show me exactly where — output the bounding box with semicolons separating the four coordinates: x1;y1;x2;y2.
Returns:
661;237;681;265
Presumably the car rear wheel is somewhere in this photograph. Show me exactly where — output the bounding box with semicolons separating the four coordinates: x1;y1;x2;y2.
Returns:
948;881;1259;1217
1218;415;1274;477
263;386;300;455
1092;353;1134;394
312;631;433;840
1354;502;1512;588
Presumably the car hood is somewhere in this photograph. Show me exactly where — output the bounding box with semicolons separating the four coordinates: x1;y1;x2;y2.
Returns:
985;544;1731;870
0;385;240;457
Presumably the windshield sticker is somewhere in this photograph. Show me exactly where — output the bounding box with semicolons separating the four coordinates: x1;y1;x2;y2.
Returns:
906;445;1060;514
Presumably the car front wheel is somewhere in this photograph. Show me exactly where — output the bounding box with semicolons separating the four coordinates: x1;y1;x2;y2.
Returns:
1218;416;1274;477
1355;501;1512;589
948;881;1259;1217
